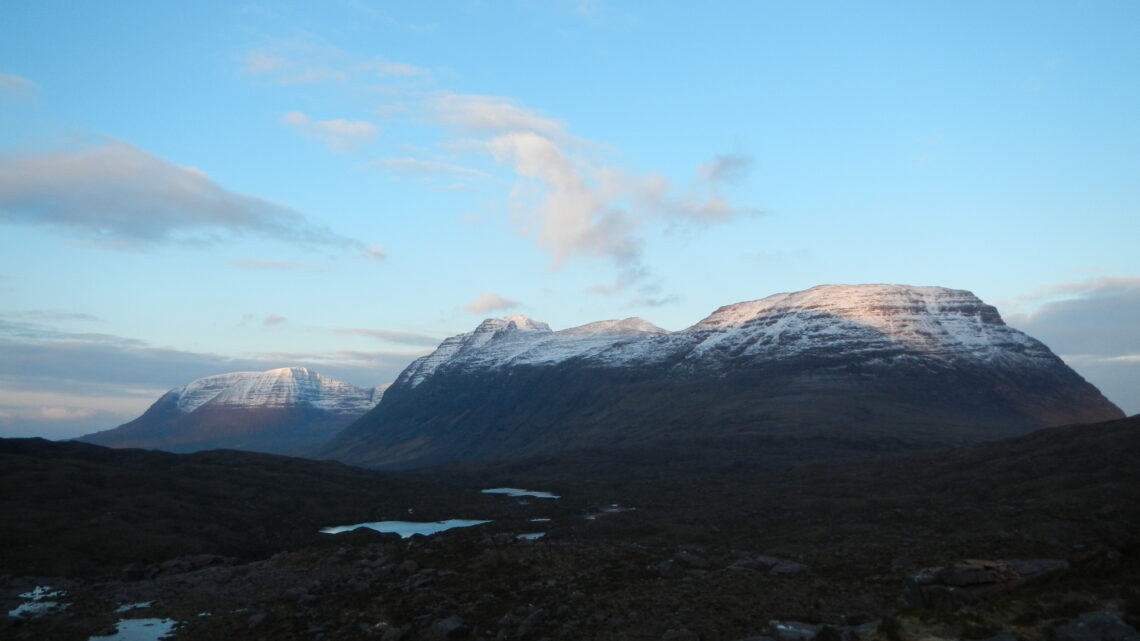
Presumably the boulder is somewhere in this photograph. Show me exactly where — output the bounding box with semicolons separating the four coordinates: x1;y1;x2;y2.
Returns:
1054;612;1140;641
905;558;1068;609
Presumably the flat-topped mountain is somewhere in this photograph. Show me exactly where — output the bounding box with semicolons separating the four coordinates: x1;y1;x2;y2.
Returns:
78;367;384;455
319;284;1123;469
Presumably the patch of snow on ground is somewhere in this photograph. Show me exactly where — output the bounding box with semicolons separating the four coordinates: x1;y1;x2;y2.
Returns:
88;618;180;641
516;532;546;541
8;585;69;619
481;487;560;499
114;601;154;614
320;519;491;537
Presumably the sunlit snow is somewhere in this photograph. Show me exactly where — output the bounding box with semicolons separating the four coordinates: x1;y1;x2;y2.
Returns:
8;585;69;619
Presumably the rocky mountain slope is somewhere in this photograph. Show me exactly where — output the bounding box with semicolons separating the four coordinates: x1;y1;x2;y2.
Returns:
78;367;384;455
320;284;1123;469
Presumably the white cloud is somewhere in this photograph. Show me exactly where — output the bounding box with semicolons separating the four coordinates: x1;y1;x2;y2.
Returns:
282;111;379;150
0;141;369;251
431;92;567;138
483;130;757;271
465;293;520;315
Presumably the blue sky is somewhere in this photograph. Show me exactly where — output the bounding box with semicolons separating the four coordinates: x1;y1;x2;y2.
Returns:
2;1;1137;438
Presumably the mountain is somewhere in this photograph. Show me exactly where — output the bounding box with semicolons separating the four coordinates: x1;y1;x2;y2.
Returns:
78;367;385;455
319;285;1123;469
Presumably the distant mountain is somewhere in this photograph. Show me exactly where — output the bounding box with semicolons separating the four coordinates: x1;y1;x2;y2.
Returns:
319;284;1124;469
78;367;384;455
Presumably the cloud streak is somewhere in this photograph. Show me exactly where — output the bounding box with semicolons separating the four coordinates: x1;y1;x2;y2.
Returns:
0;141;370;252
465;293;519;314
334;327;442;347
282;111;379;150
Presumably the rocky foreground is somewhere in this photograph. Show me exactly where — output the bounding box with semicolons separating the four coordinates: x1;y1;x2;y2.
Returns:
2;416;1138;641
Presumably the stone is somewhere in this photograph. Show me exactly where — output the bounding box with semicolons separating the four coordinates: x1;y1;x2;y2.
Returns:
120;562;146;582
675;551;710;569
905;558;1068;609
657;559;685;578
769;561;810;575
427;616;468;641
1054;612;1140;641
769;621;821;641
662;628;700;641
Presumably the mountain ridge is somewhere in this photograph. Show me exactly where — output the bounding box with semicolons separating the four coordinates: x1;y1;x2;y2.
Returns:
320;284;1123;469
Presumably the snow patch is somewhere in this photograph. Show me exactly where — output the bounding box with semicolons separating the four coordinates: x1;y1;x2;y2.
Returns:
171;367;382;413
399;285;1055;389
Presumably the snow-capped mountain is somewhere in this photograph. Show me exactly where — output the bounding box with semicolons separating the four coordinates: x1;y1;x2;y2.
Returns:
170;367;383;413
78;368;385;455
320;284;1123;469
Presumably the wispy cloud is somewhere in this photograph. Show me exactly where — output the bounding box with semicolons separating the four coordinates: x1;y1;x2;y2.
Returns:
4;309;103;322
431;92;568;138
282;111;379;150
0;72;35;96
699;153;754;184
0;141;371;252
372;157;493;181
244;52;758;282
334;327;442;347
242;49;348;85
262;315;287;327
465;293;519;315
230;259;323;271
364;60;431;78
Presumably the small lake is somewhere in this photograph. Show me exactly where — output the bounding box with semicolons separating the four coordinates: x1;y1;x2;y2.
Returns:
480;487;560;499
89;618;180;641
320;519;491;537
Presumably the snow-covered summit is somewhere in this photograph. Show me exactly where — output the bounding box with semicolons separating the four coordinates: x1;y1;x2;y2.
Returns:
681;284;1044;362
397;315;669;387
398;285;1055;389
171;367;382;414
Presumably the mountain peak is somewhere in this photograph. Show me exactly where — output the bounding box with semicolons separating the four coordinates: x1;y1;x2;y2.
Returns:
77;367;385;455
171;367;376;414
322;283;1123;469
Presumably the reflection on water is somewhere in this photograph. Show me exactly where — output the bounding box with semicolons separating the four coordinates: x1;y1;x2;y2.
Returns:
320;519;491;537
481;487;560;499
